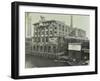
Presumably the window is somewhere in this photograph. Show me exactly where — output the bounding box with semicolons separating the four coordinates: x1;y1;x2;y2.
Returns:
36;24;39;27
55;27;57;29
48;46;51;52
46;24;48;30
46;37;48;42
53;46;56;53
35;32;37;35
62;26;64;31
38;37;40;42
50;31;52;34
38;31;40;35
36;37;38;42
42;38;44;42
33;45;35;50
40;46;43;51
33;38;35;42
46;31;48;35
59;26;61;30
37;45;39;51
44;46;47;52
55;31;57;34
59;24;61;27
52;24;56;28
66;28;67;32
34;37;37;42
42;30;44;35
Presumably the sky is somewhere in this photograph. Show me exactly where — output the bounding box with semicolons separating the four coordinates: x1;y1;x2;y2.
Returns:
25;12;90;39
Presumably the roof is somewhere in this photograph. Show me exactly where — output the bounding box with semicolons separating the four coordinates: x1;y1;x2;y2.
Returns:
33;20;56;25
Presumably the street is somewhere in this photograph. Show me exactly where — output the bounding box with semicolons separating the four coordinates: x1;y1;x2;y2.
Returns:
25;54;70;68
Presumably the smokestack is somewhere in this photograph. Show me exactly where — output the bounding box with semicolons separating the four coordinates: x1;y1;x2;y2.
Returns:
70;15;73;28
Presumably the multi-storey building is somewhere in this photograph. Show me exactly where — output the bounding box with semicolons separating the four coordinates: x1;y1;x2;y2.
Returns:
32;16;88;56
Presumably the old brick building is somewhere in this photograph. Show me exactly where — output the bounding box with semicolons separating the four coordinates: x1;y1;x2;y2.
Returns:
32;16;88;57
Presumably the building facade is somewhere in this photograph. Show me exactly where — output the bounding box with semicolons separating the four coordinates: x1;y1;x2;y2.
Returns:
32;16;88;56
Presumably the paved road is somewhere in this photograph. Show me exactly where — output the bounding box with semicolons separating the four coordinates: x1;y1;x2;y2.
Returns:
25;54;70;68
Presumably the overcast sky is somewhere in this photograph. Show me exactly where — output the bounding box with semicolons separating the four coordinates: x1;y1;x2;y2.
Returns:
25;12;90;39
